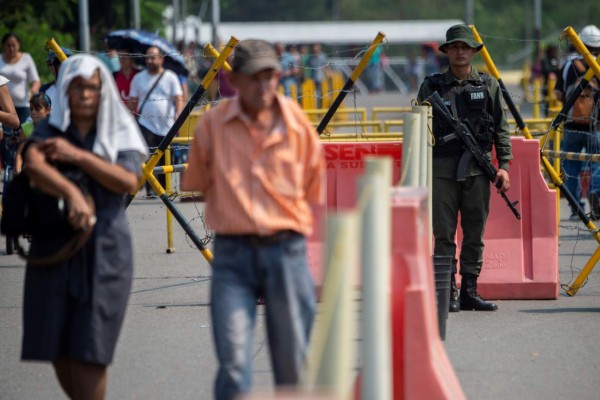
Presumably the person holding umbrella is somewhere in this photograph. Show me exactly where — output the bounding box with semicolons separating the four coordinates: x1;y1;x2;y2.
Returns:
128;46;183;196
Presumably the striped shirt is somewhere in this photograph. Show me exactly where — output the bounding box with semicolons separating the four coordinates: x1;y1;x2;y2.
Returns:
182;94;325;236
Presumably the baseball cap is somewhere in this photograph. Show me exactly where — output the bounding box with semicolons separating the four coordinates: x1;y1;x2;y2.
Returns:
439;24;483;54
232;39;281;75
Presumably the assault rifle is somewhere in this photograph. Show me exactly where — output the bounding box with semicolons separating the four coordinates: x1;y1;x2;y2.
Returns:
425;91;521;220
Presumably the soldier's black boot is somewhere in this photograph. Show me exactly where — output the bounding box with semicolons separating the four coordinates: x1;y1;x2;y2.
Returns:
459;274;498;311
449;274;460;312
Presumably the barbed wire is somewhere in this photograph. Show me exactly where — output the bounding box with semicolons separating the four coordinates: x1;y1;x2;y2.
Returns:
558;220;592;292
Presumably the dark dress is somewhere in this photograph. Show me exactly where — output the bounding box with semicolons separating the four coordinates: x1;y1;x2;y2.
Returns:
21;119;143;365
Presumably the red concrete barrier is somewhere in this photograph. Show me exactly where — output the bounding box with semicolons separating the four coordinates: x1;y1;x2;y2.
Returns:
456;137;559;299
307;142;403;285
323;142;403;209
391;187;465;400
309;138;559;300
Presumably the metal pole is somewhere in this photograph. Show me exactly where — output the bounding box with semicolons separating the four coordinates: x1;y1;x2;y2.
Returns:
172;0;180;44
197;0;210;43
132;0;141;29
211;0;220;44
125;0;131;29
465;0;474;25
534;0;542;64
182;0;188;43
165;148;175;253
79;0;91;52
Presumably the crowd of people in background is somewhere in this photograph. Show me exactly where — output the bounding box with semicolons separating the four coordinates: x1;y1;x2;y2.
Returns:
201;41;336;103
525;25;600;221
0;30;453;145
3;28;600;195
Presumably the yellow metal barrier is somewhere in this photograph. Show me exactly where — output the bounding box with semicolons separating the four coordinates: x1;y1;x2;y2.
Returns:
178;113;555;139
559;26;600;296
305;107;367;123
471;25;570;226
302;79;317;110
319;134;403;142
507;117;553;136
321;78;331;109
45;38;68;61
546;75;561;112
553;128;561;182
179;110;205;139
204;42;233;72
371;106;412;121
290;82;298;102
383;120;404;133
316;120;383;133
165;147;175;253
126;36;239;262
533;79;541;119
330;72;345;99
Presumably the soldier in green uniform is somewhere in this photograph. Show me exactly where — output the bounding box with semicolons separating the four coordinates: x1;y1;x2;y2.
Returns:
417;24;513;312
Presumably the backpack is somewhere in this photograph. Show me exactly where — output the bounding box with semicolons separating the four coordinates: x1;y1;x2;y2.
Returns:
565;59;600;127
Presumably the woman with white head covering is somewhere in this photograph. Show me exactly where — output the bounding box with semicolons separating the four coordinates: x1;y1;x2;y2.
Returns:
20;54;147;399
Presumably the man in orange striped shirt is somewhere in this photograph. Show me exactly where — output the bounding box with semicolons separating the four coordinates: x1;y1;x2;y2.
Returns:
182;39;325;400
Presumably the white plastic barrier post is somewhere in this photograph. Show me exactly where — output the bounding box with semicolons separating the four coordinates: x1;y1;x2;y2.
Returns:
412;105;429;188
303;211;359;398
413;104;433;250
427;106;433;237
400;112;421;187
359;157;392;400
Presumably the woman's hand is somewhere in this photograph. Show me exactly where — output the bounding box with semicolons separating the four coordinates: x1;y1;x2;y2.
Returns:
39;137;86;165
65;189;95;231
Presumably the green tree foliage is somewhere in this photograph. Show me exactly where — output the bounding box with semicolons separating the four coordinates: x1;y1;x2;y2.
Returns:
0;0;75;83
0;0;170;82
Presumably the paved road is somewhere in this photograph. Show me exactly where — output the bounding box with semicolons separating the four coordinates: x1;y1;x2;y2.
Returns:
3;196;599;400
2;90;600;399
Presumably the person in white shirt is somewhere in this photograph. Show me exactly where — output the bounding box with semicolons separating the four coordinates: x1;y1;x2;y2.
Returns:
128;46;183;195
0;33;40;129
0;74;20;136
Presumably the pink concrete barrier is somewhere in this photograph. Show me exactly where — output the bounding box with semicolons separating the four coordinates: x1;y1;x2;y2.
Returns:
391;188;465;400
309;138;559;300
307;142;402;285
456;137;559;299
322;142;403;209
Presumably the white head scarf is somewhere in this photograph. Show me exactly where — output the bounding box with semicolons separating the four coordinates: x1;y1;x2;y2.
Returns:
49;54;148;162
